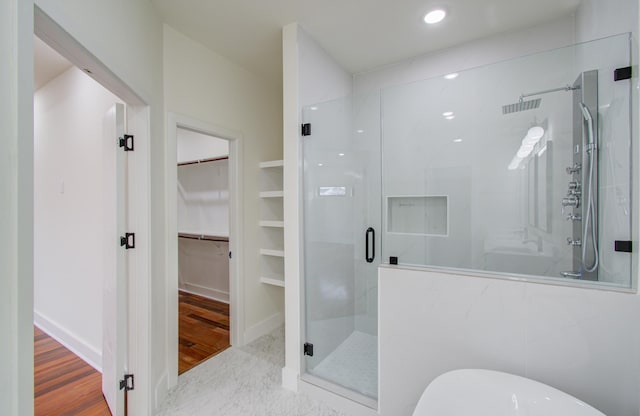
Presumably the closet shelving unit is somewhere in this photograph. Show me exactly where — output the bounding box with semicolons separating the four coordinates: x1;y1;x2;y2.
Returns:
259;160;285;287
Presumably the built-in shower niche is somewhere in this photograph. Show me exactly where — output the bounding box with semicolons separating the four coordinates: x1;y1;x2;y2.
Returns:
387;196;448;236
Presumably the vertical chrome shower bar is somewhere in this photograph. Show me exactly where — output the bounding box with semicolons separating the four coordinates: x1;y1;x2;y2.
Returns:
571;70;599;281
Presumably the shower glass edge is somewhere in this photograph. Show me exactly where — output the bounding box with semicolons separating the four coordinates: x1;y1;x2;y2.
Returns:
301;91;382;405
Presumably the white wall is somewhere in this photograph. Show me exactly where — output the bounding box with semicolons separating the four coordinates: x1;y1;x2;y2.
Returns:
354;16;576;93
177;128;229;163
575;0;638;42
298;27;353;107
163;23;284;348
379;266;640;416
177;154;230;302
1;0;33;414
179;239;230;302
33;66;123;370
178;160;229;236
30;1;164;413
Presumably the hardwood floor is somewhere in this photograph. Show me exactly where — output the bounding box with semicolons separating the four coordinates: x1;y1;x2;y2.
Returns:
178;291;230;374
34;326;110;416
33;291;228;414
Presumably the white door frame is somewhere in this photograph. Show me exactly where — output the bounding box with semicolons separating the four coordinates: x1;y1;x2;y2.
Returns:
33;7;151;415
166;113;244;389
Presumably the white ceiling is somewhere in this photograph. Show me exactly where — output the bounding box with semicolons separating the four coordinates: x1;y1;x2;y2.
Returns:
34;35;72;91
151;0;581;83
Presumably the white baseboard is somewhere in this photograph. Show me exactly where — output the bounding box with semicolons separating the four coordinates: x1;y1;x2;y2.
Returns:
179;283;229;304
154;371;168;411
34;310;102;372
282;366;299;392
243;311;284;345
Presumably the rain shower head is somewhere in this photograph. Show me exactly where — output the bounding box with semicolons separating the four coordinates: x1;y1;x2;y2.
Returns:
502;84;576;115
502;98;542;115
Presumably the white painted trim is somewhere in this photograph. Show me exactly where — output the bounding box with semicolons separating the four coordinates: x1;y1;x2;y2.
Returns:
34;7;145;106
126;104;152;415
34;312;102;372
179;284;230;304
10;2;35;415
243;311;284;345
281;366;299;392
282;22;303;392
33;9;153;416
166;112;244;391
154;371;168;411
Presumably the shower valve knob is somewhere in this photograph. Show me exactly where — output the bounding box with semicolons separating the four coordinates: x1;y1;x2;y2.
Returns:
567;189;582;197
567;238;582;247
562;196;580;208
566;213;582;221
568;181;580;190
566;163;582;174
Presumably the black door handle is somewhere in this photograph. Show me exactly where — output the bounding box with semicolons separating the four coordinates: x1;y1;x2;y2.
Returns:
365;227;375;263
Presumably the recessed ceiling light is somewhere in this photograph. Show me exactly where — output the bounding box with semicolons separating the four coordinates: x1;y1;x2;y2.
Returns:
317;163;324;167
356;129;364;134
453;138;463;143
444;73;459;80
310;106;318;111
338;153;345;157
445;115;455;120
442;111;454;117
424;9;446;24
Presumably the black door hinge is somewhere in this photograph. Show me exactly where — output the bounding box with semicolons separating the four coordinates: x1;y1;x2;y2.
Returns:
119;374;134;391
119;134;134;151
614;66;632;81
120;233;135;249
615;240;632;253
303;342;314;357
229;251;232;259
301;123;311;136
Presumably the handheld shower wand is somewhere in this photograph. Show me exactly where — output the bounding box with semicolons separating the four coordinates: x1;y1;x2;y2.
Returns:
579;102;599;273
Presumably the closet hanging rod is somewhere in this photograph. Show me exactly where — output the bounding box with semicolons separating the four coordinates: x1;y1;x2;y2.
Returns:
178;156;229;166
178;232;229;242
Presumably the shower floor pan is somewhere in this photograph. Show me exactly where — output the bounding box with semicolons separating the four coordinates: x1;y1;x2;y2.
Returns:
310;331;378;399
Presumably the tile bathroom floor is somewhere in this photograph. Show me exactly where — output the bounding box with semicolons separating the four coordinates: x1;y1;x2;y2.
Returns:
157;326;348;416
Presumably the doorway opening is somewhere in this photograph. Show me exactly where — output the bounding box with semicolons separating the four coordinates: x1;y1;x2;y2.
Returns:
166;114;243;387
32;34;123;415
176;128;232;373
33;6;152;415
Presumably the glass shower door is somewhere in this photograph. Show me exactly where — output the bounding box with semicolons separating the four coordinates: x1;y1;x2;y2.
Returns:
302;93;381;402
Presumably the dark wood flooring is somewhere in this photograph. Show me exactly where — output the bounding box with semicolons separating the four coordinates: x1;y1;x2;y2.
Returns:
178;291;230;374
33;291;229;414
34;326;110;416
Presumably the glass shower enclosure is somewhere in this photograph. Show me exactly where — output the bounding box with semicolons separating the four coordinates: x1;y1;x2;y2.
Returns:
302;92;381;404
300;32;635;404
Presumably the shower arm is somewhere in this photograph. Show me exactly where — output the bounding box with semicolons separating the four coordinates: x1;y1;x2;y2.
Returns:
519;85;577;102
